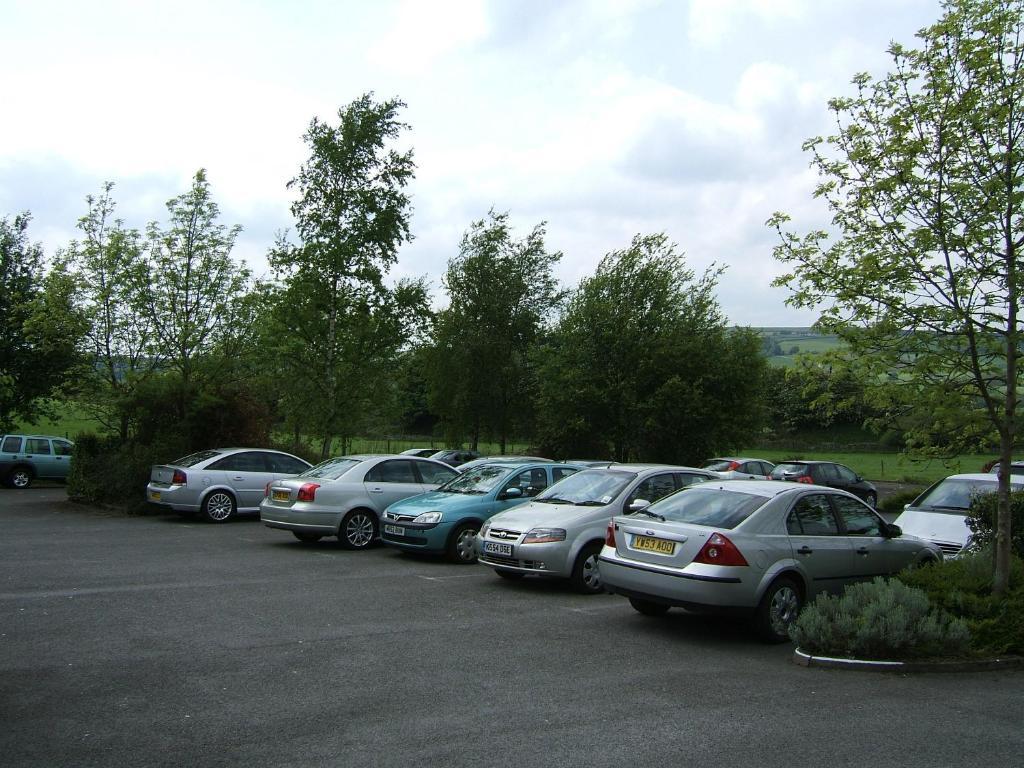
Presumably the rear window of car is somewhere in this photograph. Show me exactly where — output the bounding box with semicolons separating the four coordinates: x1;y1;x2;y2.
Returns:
702;460;734;471
770;463;809;479
174;450;222;467
643;487;770;529
301;458;362;480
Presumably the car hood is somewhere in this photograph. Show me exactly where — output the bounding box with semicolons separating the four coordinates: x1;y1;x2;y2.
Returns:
893;508;971;545
487;500;610;528
387;490;488;514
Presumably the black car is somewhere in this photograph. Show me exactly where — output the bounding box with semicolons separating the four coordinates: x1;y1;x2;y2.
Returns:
769;460;878;507
429;449;482;467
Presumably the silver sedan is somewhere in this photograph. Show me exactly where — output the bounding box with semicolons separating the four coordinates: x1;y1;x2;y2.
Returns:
261;455;459;548
600;480;942;642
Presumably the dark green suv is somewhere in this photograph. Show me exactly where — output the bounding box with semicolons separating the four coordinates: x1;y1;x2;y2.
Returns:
0;434;75;488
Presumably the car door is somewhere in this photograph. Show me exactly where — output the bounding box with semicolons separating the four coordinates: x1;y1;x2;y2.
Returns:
785;492;858;598
1;435;24;476
830;494;896;578
623;472;679;512
207;451;273;510
266;452;310;480
363;459;425;511
24;437;59;479
52;439;74;480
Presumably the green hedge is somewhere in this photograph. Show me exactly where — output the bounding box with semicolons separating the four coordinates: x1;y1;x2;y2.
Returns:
68;433;188;512
965;490;1024;558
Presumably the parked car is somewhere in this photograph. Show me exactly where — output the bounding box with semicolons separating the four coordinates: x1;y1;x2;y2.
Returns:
562;459;618;468
147;448;312;522
988;460;1024;476
702;457;775;480
261;455;460;547
0;434;75;488
477;465;716;593
381;462;582;563
429;449;482;467
456;455;550;473
770;460;877;506
894;472;1024;558
400;448;438;457
600;480;942;642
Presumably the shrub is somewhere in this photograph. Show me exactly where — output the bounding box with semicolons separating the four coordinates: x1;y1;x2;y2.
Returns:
68;433;186;511
965;490;1024;558
898;550;1024;656
878;489;921;519
789;577;970;660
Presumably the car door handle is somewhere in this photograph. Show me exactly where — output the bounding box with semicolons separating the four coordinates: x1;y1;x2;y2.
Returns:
855;547;870;556
232;476;245;481
369;487;384;494
796;546;813;555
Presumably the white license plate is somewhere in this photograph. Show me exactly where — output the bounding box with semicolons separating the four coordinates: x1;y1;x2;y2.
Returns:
483;540;513;557
384;524;405;536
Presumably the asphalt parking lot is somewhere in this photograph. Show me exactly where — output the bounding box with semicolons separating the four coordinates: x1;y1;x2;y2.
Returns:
2;488;1022;768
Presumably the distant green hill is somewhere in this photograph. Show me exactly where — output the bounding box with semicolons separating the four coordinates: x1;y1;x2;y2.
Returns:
746;327;844;365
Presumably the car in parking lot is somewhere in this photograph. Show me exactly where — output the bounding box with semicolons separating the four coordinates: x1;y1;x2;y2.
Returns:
400;447;439;458
600;480;942;642
429;449;482;467
455;455;550;473
702;457;775;480
988;460;1024;476
147;448;312;522
770;460;877;506
261;455;460;547
0;434;75;488
380;461;582;562
894;472;1024;558
477;464;716;593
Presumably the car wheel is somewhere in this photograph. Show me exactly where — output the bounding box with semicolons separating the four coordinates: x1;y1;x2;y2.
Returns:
628;597;670;616
292;531;322;544
864;491;878;508
570;543;605;594
202;491;236;523
494;569;525;581
8;467;34;489
447;523;480;564
339;509;377;550
754;576;803;643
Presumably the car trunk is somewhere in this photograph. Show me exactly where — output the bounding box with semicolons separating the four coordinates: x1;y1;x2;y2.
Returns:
613;517;709;568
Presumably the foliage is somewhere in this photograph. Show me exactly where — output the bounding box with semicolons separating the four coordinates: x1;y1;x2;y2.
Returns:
966;491;1024;558
427;210;564;450
899;550;1024;655
769;0;1024;593
534;233;766;463
0;213;88;430
878;489;922;518
789;577;970;660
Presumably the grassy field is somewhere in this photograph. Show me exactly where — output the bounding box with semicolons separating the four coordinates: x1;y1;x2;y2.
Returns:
741;448;992;485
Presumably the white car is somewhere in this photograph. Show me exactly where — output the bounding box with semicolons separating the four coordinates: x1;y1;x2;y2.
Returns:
894;472;1023;557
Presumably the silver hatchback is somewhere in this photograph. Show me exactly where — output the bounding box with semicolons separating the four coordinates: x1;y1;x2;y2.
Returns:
600;480;942;642
476;465;716;593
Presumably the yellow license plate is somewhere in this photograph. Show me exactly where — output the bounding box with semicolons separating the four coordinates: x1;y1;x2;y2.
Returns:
149;491;161;502
632;535;675;555
272;490;290;502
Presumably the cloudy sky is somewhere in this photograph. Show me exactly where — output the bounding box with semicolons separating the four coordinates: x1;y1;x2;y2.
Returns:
1;0;945;326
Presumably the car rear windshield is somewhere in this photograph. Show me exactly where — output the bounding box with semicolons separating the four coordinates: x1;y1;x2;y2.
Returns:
702;460;735;471
643;487;770;529
911;477;1021;513
770;463;809;478
301;458;362;480
173;450;222;467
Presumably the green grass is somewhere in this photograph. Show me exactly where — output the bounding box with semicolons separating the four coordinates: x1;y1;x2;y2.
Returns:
13;403;101;441
741;449;992;484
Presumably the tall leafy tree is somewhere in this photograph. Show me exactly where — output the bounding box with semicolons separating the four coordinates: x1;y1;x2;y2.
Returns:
535;234;765;463
269;93;422;456
428;210;564;451
0;213;87;429
769;0;1024;593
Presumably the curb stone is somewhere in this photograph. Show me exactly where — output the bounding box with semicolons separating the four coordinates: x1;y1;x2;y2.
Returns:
793;648;1024;673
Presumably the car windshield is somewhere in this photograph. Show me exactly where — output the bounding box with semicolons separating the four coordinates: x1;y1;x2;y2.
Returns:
438;465;510;494
702;460;735;471
534;469;636;505
173;450;222;467
910;477;1017;513
301;458;362;480
642;487;769;529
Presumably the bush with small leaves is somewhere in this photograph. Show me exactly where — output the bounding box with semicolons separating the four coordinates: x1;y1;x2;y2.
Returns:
965;491;1024;559
789;577;970;660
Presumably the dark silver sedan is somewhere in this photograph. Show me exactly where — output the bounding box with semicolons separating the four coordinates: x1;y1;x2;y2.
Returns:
601;480;942;642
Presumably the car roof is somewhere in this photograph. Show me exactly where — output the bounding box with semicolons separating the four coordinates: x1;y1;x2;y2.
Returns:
699;479;835;497
3;433;72;440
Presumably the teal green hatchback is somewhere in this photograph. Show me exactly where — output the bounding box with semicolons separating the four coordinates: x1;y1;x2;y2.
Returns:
379;462;582;563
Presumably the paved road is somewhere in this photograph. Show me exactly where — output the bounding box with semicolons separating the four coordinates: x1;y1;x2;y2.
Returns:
1;488;1021;768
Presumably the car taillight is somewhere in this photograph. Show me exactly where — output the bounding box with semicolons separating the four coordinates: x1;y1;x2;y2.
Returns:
605;520;617;547
297;483;319;502
264;482;272;498
797;475;813;484
694;533;748;566
728;461;740;471
172;469;187;485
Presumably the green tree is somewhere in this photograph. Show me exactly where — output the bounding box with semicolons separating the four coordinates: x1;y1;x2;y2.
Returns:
769;0;1024;593
535;233;765;463
427;210;564;451
269;93;423;456
0;213;87;429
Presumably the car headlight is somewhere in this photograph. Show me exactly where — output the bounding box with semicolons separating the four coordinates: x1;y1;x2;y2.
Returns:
414;511;443;524
523;527;566;544
479;521;491;537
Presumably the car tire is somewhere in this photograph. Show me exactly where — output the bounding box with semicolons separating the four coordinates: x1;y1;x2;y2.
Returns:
292;531;322;544
202;490;236;523
494;569;525;581
864;491;878;508
570;543;605;594
7;467;34;489
628;597;670;616
339;509;377;550
446;523;480;564
754;576;803;644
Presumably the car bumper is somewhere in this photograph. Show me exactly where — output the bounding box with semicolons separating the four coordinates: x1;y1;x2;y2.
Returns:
380;520;449;553
260;501;342;534
145;483;200;512
476;539;573;578
599;547;756;609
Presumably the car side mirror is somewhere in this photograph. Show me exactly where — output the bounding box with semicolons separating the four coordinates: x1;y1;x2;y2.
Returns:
628;498;650;512
501;487;523;499
884;523;902;539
